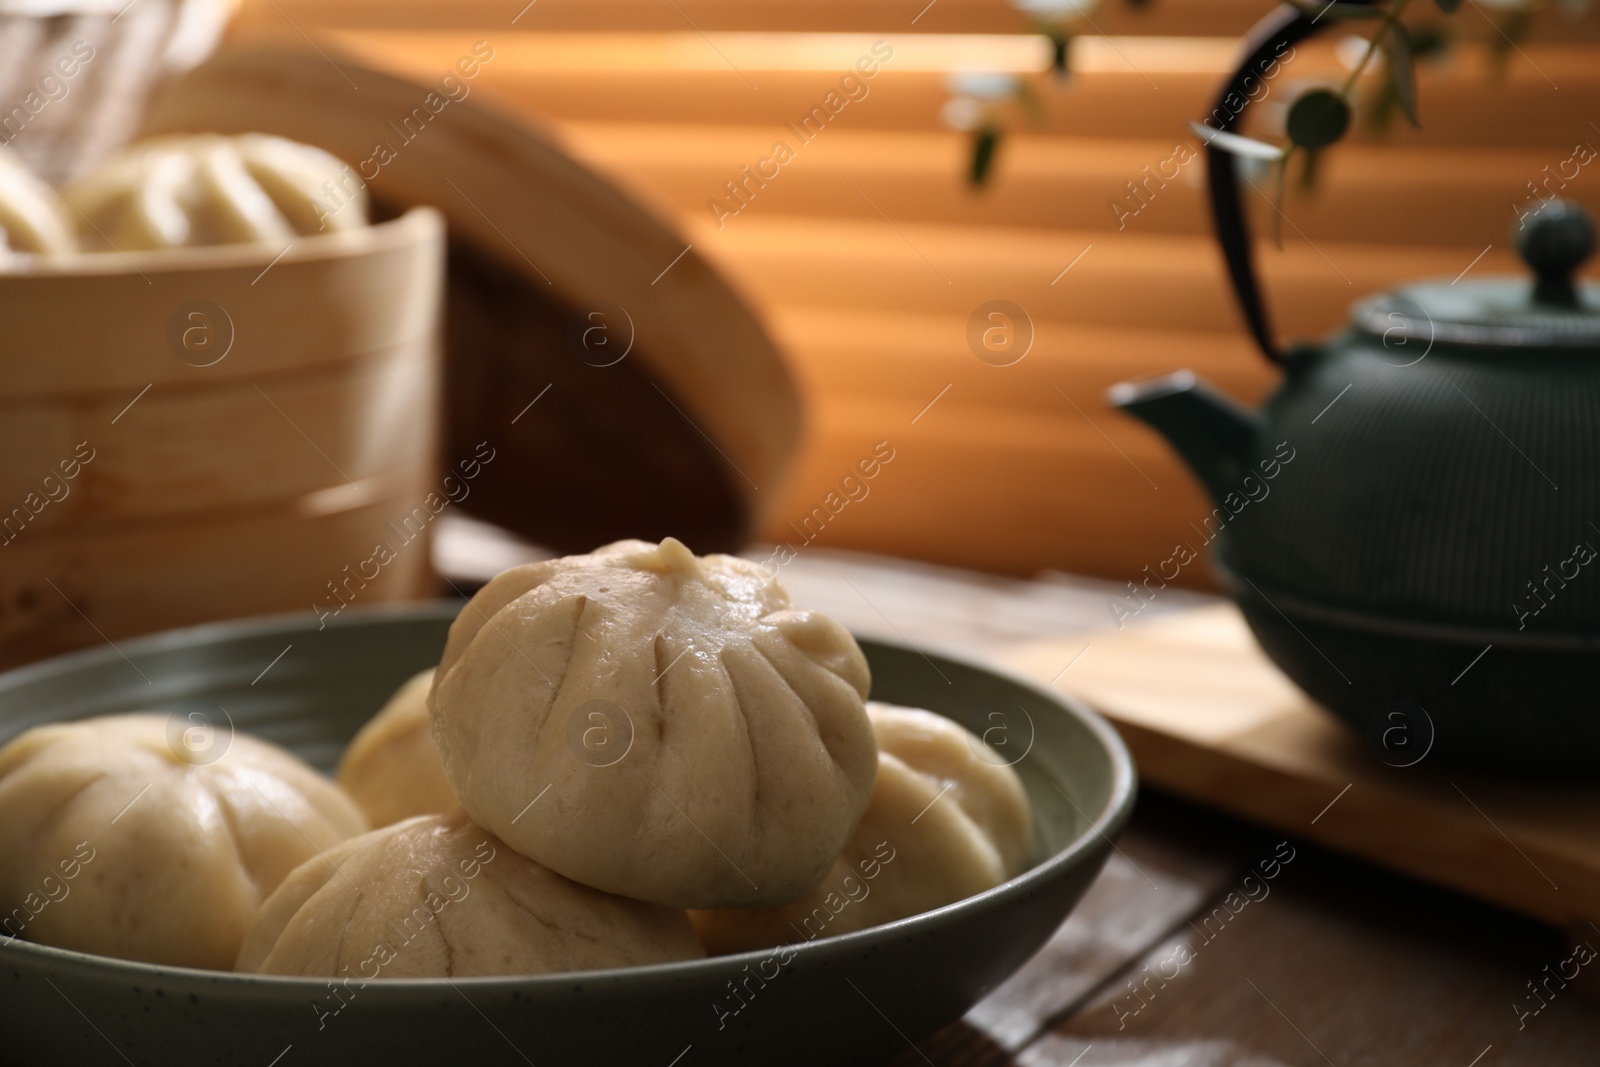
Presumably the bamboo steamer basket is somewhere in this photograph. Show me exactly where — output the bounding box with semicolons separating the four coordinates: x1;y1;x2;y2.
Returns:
0;471;434;666
0;208;445;666
0;340;433;529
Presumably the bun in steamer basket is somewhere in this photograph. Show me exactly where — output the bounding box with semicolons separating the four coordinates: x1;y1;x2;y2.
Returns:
0;147;73;258
65;132;367;251
429;538;878;909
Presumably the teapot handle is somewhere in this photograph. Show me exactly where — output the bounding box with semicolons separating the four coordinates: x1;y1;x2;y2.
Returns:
1204;0;1381;365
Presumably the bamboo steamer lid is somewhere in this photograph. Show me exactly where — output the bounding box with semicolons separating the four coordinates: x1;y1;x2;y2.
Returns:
139;45;801;554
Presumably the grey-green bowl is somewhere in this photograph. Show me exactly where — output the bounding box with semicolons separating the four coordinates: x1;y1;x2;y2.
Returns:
0;602;1135;1067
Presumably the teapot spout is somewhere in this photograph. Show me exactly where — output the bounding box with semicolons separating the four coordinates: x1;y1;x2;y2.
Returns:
1107;371;1261;507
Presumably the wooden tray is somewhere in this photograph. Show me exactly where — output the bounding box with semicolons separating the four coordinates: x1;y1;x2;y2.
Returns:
996;603;1600;935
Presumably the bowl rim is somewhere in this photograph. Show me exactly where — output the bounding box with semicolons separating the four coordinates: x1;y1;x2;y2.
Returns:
0;600;1138;991
0;206;442;280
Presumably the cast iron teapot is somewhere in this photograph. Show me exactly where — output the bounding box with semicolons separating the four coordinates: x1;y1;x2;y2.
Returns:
1109;3;1600;772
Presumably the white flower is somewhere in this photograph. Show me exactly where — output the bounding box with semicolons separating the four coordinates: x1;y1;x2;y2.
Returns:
1335;34;1384;72
944;71;1017;100
1011;0;1101;18
1236;154;1273;185
940;97;987;132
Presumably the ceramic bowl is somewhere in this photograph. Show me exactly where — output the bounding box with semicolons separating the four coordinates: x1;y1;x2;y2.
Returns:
0;603;1136;1067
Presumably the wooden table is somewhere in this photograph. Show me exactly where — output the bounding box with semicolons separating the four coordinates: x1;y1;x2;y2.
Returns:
437;519;1600;1066
902;796;1600;1066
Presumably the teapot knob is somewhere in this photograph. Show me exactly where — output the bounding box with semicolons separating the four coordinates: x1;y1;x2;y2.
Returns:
1517;200;1595;307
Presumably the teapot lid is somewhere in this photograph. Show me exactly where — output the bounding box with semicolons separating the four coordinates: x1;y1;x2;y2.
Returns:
1353;200;1600;349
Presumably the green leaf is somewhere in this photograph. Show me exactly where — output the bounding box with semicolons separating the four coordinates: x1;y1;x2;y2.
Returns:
1272;153;1289;248
1364;80;1398;136
1433;0;1461;11
1298;146;1323;192
1490;7;1535;71
1014;77;1048;121
1386;24;1420;127
970;126;1002;185
1409;22;1453;60
1286;88;1352;150
1187;121;1284;161
1046;27;1071;76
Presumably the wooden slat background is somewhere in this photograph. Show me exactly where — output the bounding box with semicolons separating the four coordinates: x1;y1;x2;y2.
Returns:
231;1;1600;582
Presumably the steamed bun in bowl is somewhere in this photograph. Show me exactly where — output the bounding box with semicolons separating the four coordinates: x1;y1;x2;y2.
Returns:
337;669;457;827
0;713;366;970
430;537;878;909
236;811;703;978
690;702;1033;954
